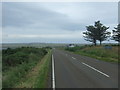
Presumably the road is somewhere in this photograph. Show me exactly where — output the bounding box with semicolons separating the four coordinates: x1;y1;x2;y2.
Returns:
52;49;118;88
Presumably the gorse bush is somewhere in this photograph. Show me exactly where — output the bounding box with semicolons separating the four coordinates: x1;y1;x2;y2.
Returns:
2;47;47;71
3;52;28;67
2;47;48;88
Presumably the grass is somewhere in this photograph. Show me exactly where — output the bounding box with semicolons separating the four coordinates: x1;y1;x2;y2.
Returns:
15;50;51;88
65;45;119;63
34;50;51;88
3;61;38;88
2;47;48;88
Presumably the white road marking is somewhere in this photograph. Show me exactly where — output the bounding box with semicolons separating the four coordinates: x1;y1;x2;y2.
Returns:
72;57;76;60
52;55;55;89
82;62;110;78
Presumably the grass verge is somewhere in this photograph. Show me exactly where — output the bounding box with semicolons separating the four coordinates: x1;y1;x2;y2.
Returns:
65;45;119;63
34;50;51;88
2;47;48;88
15;50;52;88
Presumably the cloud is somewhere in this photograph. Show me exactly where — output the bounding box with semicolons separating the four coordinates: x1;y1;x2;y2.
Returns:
3;30;85;43
3;31;83;38
2;2;118;43
118;1;120;24
2;2;82;31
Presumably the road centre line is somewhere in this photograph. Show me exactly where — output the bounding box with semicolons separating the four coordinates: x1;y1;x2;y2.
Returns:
52;55;55;89
82;62;110;78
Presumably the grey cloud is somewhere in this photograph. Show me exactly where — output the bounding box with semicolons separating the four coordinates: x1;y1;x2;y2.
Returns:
118;1;120;24
2;2;118;43
2;2;82;31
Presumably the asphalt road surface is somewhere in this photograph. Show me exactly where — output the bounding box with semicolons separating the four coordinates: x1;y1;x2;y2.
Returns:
52;49;118;88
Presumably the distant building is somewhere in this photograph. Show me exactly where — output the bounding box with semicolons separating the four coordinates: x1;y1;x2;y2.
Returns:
68;44;75;48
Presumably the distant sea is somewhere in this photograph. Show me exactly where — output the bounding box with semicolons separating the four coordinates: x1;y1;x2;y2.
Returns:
0;48;7;50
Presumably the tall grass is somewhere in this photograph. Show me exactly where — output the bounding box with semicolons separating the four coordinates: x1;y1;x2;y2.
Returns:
2;47;48;88
34;50;51;88
65;45;119;63
14;50;52;88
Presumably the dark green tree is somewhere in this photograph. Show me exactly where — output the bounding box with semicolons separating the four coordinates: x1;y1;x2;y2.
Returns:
83;21;111;45
94;21;110;45
83;25;97;46
112;24;120;43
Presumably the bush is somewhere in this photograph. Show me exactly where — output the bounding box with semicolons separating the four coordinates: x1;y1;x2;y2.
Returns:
2;47;47;71
2;47;48;88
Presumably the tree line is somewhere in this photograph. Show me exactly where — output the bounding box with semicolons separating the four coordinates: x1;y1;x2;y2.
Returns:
83;21;120;45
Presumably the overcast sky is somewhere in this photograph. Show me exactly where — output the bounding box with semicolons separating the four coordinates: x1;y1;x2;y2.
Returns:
2;2;118;43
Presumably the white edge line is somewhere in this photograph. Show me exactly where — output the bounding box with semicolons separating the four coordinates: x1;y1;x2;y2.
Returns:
52;54;55;89
82;62;110;78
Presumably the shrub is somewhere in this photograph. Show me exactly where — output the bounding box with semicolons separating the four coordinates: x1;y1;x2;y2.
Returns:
2;47;48;88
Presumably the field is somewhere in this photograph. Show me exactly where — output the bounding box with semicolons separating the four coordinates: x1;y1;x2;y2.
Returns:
65;45;119;63
2;47;51;88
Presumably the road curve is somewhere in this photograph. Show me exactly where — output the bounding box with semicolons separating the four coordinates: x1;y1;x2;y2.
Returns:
52;49;118;88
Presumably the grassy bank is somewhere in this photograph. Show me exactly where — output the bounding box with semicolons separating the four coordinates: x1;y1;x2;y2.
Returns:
15;50;51;88
65;45;119;63
2;47;49;88
34;50;51;88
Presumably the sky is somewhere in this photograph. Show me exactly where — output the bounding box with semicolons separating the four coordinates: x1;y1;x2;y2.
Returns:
2;2;118;44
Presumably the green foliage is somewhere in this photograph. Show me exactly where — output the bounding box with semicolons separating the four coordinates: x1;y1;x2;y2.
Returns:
2;47;48;88
2;62;35;88
83;21;110;45
44;46;52;49
34;51;51;88
2;47;47;71
112;24;120;43
83;25;97;45
94;21;110;45
65;45;119;63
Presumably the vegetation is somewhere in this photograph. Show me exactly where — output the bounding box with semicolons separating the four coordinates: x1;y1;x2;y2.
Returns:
83;21;111;45
34;50;51;88
83;25;97;45
65;45;119;63
112;24;120;43
81;21;119;63
15;50;51;88
2;47;49;88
